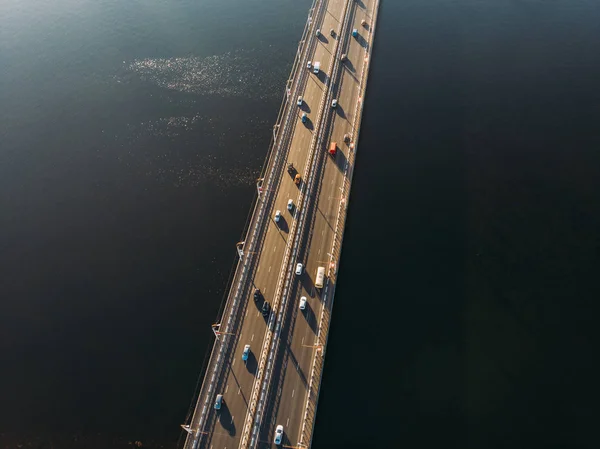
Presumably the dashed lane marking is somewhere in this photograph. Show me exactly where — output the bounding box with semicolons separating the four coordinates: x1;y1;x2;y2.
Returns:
225;385;229;394
292;389;295;398
251;334;255;342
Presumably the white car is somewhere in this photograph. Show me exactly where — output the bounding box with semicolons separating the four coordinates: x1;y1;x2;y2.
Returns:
274;210;281;222
274;425;284;445
307;60;312;69
287;199;293;211
331;99;338;108
297;96;303;107
299;296;307;310
295;263;303;275
315;29;321;37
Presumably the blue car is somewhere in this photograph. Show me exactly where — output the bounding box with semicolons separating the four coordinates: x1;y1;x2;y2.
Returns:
352;28;358;37
301;113;307;123
242;344;250;361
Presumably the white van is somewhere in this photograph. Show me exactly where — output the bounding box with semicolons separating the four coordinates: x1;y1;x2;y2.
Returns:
313;61;320;74
315;266;325;288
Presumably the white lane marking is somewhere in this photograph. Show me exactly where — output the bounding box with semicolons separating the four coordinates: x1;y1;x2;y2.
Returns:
287;417;290;427
318;249;321;255
238;387;241;395
232;359;236;367
292;389;295;398
301;337;305;345
251;334;254;342
322;230;325;236
231;416;234;424
225;385;229;394
269;266;272;273
274;246;277;252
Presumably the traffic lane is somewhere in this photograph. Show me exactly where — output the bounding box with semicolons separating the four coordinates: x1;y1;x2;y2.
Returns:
268;3;376;442
260;0;354;442
253;275;316;448
209;208;299;447
273;280;324;446
274;170;341;446
269;140;349;447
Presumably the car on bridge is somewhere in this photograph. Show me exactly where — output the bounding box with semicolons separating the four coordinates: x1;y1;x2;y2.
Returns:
301;112;307;123
274;425;284;445
331;99;338;108
242;344;250;361
352;28;358;37
340;53;347;62
297;96;303;107
262;301;270;316
274;210;281;223
329;142;337;157
294;174;302;185
299;296;307;310
315;29;321;37
287;199;294;211
214;394;223;410
295;263;303;275
254;288;261;302
307;60;312;69
330;28;336;37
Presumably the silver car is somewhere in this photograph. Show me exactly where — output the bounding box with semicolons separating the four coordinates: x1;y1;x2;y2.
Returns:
299;296;307;310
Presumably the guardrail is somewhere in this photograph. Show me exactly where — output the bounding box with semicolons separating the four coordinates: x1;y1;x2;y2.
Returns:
298;0;381;447
181;1;322;448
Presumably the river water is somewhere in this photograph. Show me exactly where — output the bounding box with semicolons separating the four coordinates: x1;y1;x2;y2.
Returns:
1;0;599;448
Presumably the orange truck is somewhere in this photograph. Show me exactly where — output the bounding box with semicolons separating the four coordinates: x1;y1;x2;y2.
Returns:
329;142;337;156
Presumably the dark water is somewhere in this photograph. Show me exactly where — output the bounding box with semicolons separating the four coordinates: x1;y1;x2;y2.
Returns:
1;0;599;448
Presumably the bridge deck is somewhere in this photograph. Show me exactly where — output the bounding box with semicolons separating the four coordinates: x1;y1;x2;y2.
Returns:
183;0;380;448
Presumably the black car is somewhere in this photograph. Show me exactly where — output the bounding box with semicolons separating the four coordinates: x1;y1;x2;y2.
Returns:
261;301;270;316
253;289;261;302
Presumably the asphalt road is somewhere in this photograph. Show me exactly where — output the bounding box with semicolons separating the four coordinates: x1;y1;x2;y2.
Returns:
186;0;376;447
255;1;375;448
